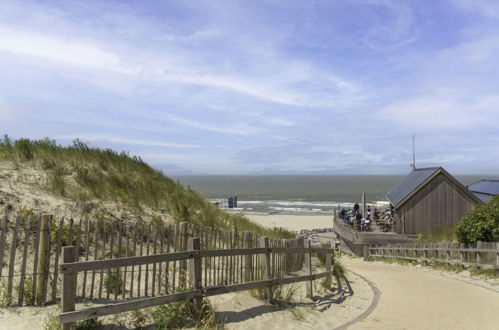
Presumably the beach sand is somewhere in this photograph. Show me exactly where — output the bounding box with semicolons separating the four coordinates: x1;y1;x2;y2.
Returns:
245;214;334;232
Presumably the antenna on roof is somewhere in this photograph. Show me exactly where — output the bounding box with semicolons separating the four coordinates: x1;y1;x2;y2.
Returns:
412;133;416;169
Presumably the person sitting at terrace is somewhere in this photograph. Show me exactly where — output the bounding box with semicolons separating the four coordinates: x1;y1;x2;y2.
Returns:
363;218;372;231
354;211;362;230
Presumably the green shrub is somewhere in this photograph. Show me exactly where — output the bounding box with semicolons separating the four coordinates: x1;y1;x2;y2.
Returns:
0;280;12;307
44;314;103;330
333;259;346;281
51;221;79;246
469;267;499;279
455;196;499;243
418;224;456;243
43;312;61;330
104;269;123;295
131;310;148;329
41;156;57;170
19;277;35;305
47;166;66;196
75;318;103;330
1;134;12;148
14;138;34;160
251;283;298;306
316;252;326;266
152;300;194;329
152;297;219;329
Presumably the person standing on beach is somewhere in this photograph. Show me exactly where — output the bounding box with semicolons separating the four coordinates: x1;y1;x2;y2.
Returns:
354;202;359;212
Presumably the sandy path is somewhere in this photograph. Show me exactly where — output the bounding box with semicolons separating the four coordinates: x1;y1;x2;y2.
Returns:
245;214;333;232
343;258;499;330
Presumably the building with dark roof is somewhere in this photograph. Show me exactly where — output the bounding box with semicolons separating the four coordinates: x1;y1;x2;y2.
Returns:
467;180;499;203
386;167;481;235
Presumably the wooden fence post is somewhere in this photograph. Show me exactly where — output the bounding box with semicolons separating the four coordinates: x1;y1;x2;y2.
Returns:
323;243;332;288
188;237;202;289
0;216;7;278
363;245;370;261
362;192;366;219
18;216;32;306
61;246;76;330
260;237;272;302
304;239;313;299
244;232;252;282
36;215;51;305
188;237;202;309
297;236;304;272
496;242;499;269
179;222;188;289
7;216;21;306
476;241;482;264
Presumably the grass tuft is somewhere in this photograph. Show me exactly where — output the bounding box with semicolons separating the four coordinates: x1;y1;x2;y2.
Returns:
152;296;220;329
417;224;457;243
373;256;498;279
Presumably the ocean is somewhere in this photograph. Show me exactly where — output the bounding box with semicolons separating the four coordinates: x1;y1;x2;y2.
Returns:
174;175;493;215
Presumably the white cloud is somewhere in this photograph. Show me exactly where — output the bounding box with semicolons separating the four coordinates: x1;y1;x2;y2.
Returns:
451;0;499;19
376;93;499;129
0;23;361;108
0;26;132;73
436;36;499;64
161;113;262;136
360;0;417;51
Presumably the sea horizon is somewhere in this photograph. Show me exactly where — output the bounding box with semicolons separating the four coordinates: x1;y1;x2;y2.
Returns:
174;174;499;215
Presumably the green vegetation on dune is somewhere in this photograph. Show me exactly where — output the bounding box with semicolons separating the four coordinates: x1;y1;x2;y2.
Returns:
417;224;457;243
455;196;499;243
0;135;294;239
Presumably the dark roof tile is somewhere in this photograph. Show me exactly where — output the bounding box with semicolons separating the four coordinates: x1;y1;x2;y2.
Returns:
386;167;440;208
468;180;499;196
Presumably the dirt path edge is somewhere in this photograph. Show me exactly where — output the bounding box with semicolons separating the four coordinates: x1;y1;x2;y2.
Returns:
334;270;381;330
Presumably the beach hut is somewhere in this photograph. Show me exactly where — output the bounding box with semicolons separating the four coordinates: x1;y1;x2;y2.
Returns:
467;179;499;203
386;167;481;235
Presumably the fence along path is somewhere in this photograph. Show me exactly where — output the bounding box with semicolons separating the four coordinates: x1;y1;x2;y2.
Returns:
0;215;305;307
59;237;335;328
365;242;499;269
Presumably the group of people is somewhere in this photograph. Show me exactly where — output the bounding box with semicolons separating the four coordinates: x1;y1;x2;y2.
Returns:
339;203;394;232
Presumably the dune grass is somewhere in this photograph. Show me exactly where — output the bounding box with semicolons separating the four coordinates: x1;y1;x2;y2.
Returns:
417;224;457;243
0;135;295;239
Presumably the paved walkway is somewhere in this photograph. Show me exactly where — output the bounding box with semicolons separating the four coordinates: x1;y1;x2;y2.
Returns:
343;258;499;330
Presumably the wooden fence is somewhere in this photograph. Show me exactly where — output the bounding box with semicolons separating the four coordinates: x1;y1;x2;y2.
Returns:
365;242;499;269
59;237;335;328
0;215;306;307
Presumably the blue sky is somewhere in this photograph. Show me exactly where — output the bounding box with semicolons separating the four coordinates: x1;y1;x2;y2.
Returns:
1;0;498;175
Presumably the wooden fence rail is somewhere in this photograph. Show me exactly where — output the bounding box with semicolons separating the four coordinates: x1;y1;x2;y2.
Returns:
366;242;499;269
0;215;306;307
60;238;334;328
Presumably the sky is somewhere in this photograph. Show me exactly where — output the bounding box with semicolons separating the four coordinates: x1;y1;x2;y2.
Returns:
1;0;499;175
